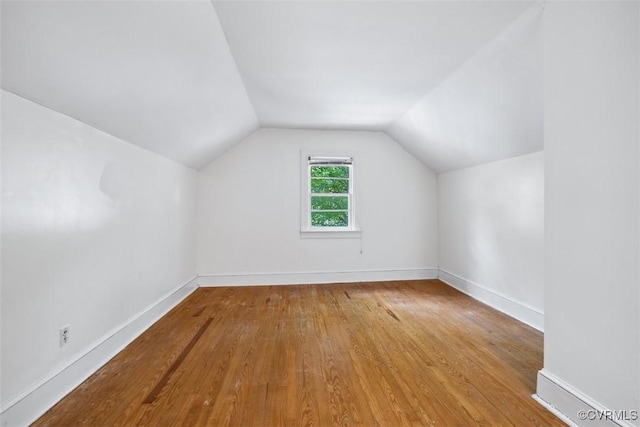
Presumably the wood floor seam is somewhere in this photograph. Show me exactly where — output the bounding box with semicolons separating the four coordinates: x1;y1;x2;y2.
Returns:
142;317;213;404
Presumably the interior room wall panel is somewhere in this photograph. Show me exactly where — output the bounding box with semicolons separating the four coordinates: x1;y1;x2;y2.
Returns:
437;152;544;329
0;90;198;416
197;128;438;282
540;2;639;423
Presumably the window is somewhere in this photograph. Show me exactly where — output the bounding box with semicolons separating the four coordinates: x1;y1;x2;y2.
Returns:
301;154;360;238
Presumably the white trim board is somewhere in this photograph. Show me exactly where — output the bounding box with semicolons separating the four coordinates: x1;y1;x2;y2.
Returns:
532;394;580;427
0;276;198;427
535;369;638;427
197;268;439;287
437;269;544;331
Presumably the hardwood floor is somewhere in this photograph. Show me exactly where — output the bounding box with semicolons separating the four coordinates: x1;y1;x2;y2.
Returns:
34;280;562;426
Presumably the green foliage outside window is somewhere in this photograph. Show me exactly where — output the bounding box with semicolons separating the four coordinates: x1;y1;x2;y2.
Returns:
311;212;348;227
311;196;348;210
310;166;349;178
310;165;350;228
311;178;349;193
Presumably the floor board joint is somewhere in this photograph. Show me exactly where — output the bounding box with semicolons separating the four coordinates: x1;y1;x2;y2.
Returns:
142;317;213;404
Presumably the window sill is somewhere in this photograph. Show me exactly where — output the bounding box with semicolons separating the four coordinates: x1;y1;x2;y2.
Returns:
300;229;362;239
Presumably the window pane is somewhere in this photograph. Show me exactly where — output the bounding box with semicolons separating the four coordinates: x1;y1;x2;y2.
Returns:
311;178;348;193
310;166;349;178
311;212;348;227
311;196;348;210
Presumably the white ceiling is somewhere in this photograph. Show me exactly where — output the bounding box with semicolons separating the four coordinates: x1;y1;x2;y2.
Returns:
388;3;543;173
1;0;540;172
214;1;533;131
1;0;258;169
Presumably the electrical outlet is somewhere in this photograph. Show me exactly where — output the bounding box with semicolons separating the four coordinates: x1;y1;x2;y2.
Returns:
60;325;70;347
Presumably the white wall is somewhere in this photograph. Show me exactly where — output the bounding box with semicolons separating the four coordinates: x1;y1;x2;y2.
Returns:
0;91;198;419
437;152;544;330
197;128;438;283
540;1;639;424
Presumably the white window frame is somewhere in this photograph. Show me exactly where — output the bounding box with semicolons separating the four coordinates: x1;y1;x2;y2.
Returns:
300;152;361;239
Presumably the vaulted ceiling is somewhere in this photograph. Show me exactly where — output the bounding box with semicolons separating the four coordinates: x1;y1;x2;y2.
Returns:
1;0;542;172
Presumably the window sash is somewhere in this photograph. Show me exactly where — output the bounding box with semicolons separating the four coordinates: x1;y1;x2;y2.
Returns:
307;162;353;229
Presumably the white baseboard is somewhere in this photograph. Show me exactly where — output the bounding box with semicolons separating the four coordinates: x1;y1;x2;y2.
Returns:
0;276;198;427
197;268;439;287
535;369;638;427
438;268;544;331
532;393;580;427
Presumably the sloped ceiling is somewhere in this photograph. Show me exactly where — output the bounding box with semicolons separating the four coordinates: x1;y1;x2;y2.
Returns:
213;1;533;131
388;4;543;173
1;0;259;169
1;0;541;172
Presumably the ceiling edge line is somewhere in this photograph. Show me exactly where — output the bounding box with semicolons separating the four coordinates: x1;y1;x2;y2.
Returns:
382;0;543;135
0;87;198;171
209;0;261;127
